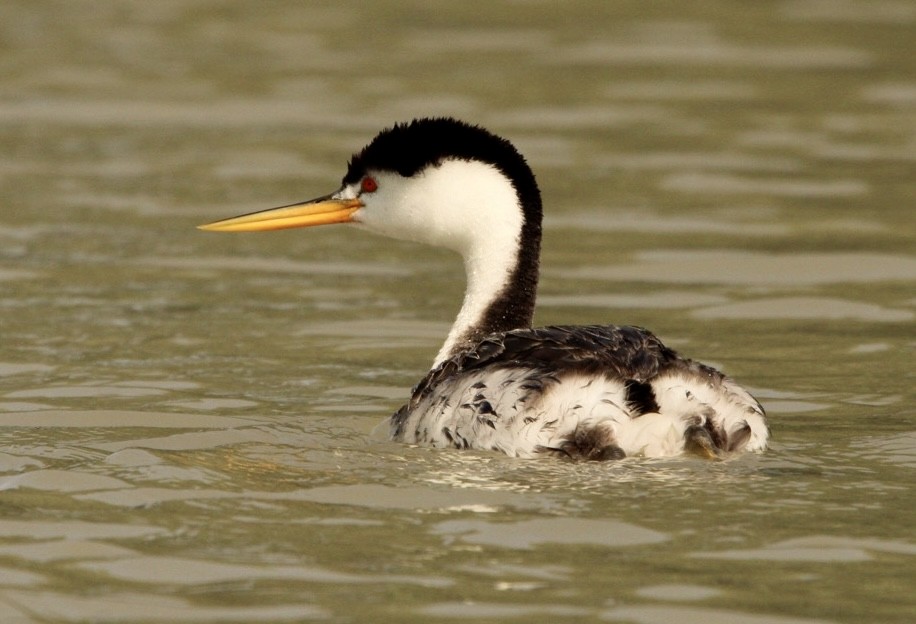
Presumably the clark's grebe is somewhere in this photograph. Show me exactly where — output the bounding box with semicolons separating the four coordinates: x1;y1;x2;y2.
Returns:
200;117;768;460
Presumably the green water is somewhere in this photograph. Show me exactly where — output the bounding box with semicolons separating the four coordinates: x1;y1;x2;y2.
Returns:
1;1;914;622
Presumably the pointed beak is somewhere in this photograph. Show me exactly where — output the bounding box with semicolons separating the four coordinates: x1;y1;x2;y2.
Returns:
197;195;362;232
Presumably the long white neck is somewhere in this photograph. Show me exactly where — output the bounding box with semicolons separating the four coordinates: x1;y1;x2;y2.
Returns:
433;226;522;366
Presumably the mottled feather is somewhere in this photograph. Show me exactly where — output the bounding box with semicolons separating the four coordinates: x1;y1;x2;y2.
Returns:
391;324;768;459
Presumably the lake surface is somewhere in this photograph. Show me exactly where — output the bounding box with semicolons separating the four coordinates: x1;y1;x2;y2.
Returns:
1;1;914;622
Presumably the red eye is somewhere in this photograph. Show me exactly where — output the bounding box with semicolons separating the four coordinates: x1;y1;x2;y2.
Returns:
360;176;378;193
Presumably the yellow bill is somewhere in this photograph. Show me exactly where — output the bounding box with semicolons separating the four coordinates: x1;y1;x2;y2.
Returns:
198;196;361;232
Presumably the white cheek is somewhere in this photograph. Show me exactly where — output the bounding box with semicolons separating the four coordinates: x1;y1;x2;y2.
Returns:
402;175;467;247
350;160;522;257
353;185;417;237
352;174;445;245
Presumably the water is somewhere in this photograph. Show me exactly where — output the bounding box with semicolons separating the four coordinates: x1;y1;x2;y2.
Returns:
1;1;914;622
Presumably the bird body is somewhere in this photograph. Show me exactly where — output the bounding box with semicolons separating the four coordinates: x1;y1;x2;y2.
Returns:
393;324;766;459
200;117;769;460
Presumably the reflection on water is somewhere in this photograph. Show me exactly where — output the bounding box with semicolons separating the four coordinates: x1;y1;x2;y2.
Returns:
1;0;914;622
693;296;913;322
601;605;834;624
559;251;916;286
432;517;669;549
691;535;916;562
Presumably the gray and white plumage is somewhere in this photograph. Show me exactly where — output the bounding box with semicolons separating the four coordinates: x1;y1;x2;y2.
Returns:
392;324;767;459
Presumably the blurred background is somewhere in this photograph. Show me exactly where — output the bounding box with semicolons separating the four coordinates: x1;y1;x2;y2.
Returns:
0;1;913;622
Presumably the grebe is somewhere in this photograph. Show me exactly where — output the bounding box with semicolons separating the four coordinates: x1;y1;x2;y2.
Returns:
199;117;768;460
